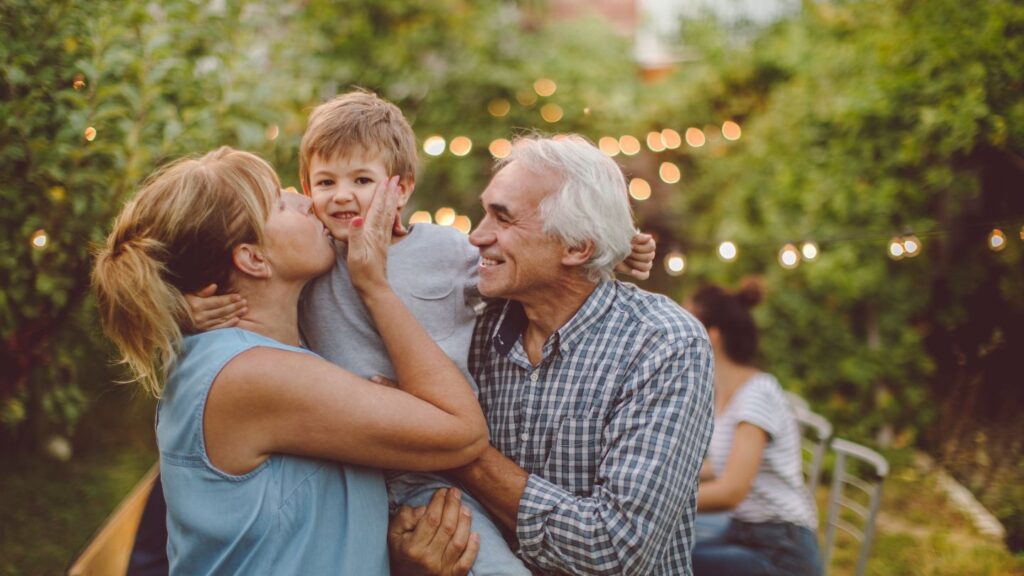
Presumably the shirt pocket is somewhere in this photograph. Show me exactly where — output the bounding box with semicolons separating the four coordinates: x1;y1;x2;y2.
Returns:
404;276;457;341
542;416;604;496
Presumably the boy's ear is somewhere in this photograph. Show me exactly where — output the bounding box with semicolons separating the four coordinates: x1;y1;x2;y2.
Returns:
561;239;595;268
396;177;415;210
232;243;271;279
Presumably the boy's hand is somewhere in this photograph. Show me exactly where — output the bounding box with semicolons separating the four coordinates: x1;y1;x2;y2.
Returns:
616;232;656;280
185;283;247;332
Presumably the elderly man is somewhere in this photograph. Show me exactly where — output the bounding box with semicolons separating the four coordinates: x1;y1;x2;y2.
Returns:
391;136;714;575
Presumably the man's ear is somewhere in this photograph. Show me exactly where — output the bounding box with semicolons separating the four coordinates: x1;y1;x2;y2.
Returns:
562;239;595;268
232;243;271;279
397;177;416;210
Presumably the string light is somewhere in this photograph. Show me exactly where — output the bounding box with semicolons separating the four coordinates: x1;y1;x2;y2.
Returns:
583;107;592;116
778;243;801;269
533;78;557;97
265;124;279;141
722;121;742;141
664;251;686;276
988;229;1006;251
888;236;906;260
619;135;641;156
489;138;512;159
801;241;819;261
628;178;652;201
452;215;472;234
31;229;47;249
423;135;446;156
516;89;537;107
718;241;738;262
72;74;86;91
646;131;666;152
409;211;432;225
488;99;511;117
434;207;456;226
540;103;563;123
84;127;96;141
659;162;681;184
598;136;620;156
685;127;705;148
662;128;682;149
902;233;921;257
449;136;473;156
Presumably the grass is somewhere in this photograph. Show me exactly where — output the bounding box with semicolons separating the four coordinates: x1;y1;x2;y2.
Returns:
1;394;1022;575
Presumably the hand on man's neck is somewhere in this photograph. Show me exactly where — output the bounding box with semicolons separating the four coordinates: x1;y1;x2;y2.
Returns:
520;274;599;366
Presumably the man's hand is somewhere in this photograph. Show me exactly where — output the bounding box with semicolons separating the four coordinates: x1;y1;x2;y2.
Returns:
389;488;479;576
616;232;656;280
185;283;247;331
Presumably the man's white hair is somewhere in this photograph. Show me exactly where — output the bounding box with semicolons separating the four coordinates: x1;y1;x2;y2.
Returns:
498;135;636;282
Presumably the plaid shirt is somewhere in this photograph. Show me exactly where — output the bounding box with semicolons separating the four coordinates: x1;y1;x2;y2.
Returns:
470;280;715;575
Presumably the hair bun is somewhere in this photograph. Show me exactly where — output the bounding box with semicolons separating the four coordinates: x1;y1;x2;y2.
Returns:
736;276;764;308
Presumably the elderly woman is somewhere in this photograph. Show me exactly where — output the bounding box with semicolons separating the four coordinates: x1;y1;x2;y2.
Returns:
93;147;486;574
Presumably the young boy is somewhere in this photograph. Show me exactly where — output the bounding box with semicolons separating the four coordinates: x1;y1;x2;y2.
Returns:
194;90;654;574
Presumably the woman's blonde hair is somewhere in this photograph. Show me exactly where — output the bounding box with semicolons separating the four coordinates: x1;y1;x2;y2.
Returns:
92;147;280;396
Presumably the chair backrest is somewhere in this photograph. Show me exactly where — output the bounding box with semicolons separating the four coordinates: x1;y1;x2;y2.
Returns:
822;438;889;576
785;390;811;413
67;464;159;576
794;408;832;494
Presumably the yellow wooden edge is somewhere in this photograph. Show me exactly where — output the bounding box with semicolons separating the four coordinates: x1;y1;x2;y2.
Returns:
66;462;160;576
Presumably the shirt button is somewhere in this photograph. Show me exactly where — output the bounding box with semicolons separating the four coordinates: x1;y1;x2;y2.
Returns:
520;432;530;441
530;372;539;382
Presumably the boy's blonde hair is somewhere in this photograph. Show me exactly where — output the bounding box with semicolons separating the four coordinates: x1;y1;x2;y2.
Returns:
92;147;280;396
300;90;418;193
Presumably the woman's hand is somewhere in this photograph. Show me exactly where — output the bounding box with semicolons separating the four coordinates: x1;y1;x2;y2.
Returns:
347;175;401;295
389;488;479;576
615;232;656;280
185;283;247;331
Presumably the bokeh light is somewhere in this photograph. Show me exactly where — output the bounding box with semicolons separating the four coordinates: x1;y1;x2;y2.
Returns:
540;103;563;123
488;99;511;117
778;243;801;269
718;241;738;262
619;135;641;156
434;207;456;226
988;228;1006;251
598;136;621;156
533;78;557;97
646;131;666;152
801;241;819;261
888;237;906;260
628;178;652;201
449;136;473;156
722;121;742;141
516;88;537;107
72;74;86;91
452;215;472;234
84;127;96;141
902;234;921;257
423;135;446;156
31;229;47;249
489;138;512;159
659;162;681;184
661;128;682;149
664;251;686;276
265;124;279;141
685;127;705;148
409;211;432;225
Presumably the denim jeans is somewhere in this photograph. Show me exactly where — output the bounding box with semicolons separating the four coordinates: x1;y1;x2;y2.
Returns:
692;519;822;576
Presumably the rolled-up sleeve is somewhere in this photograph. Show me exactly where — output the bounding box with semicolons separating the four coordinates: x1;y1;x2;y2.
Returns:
515;335;715;575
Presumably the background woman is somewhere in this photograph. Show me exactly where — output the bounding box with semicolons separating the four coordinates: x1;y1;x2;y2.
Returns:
688;280;821;576
92;147;486;574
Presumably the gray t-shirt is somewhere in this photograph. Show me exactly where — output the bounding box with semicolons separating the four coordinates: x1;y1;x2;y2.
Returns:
300;222;481;386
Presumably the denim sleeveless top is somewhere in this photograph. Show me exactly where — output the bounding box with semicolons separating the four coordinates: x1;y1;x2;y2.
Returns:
157;328;390;575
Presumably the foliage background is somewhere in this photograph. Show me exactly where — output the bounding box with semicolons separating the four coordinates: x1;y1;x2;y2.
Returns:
1;0;1022;570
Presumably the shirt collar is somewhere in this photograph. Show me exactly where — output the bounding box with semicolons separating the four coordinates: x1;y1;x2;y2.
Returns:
490;280;618;359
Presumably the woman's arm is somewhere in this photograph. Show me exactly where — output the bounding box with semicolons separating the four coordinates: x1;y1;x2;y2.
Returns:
697;422;768;511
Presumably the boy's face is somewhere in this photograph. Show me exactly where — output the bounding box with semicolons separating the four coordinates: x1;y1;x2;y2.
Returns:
306;149;413;243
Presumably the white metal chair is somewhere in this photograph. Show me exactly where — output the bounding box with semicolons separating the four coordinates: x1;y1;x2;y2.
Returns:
794;408;832;494
821;438;889;576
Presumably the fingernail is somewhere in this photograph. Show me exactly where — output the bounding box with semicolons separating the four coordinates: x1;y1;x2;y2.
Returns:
451;488;461;500
462;507;471;517
351;217;364;228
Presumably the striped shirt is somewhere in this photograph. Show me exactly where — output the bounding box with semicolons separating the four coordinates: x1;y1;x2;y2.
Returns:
707;372;817;530
470;280;715;575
